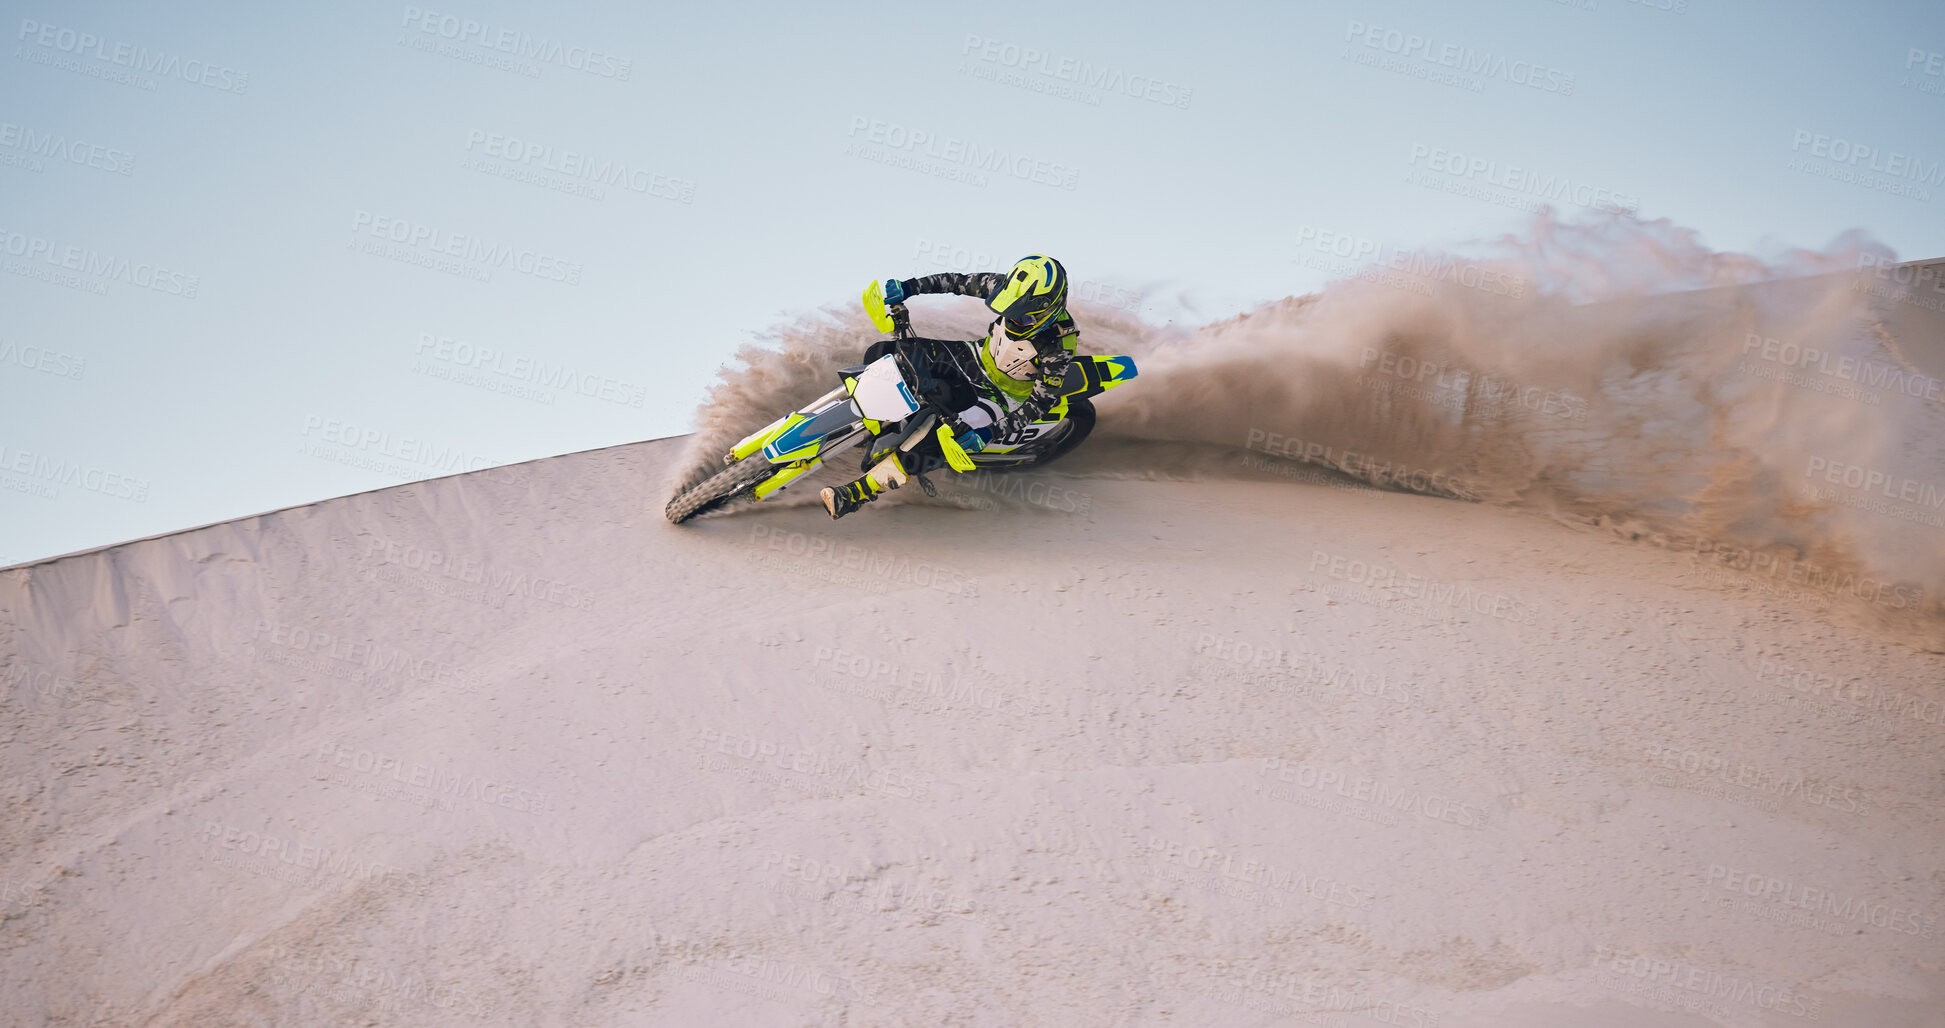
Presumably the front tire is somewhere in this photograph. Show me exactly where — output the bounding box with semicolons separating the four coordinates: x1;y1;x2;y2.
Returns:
664;457;772;523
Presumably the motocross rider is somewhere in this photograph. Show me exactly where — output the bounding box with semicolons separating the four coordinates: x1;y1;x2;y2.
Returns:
821;254;1081;520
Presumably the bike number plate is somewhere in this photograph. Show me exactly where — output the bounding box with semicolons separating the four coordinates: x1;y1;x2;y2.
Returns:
852;355;922;421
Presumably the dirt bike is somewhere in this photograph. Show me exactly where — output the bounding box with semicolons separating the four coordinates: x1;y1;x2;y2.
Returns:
665;283;1139;523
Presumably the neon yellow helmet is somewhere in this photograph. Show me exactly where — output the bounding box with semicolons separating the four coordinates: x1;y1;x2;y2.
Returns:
987;254;1068;340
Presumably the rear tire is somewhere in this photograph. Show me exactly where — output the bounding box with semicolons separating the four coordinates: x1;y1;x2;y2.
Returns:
664;457;772;523
1033;397;1096;467
963;398;1096;471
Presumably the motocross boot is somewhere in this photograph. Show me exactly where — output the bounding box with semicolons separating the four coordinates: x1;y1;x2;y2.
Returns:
821;478;877;519
821;454;908;519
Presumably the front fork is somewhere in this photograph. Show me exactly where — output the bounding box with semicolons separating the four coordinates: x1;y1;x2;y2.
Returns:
727;384;850;464
750;424;871;500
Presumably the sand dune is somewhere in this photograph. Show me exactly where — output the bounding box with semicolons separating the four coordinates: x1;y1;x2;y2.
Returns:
3;428;1941;1026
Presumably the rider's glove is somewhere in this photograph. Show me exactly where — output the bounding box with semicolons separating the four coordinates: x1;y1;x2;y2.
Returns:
992;411;1030;445
939;413;991;452
882;278;908;304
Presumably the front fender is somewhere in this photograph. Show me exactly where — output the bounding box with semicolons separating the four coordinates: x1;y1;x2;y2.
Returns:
761;397;864;463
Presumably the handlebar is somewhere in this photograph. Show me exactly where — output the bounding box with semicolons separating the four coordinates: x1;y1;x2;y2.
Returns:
862;281;915;340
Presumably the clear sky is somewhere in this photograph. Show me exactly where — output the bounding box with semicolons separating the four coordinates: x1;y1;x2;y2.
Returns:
3;0;1942;564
